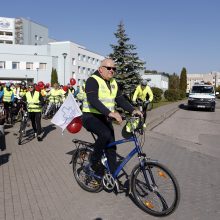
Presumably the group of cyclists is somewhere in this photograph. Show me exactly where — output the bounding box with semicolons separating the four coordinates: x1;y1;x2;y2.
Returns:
0;59;181;216
0;80;86;148
0;59;153;152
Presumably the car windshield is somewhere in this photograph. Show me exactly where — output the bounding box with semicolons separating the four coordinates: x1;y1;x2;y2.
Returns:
191;86;214;93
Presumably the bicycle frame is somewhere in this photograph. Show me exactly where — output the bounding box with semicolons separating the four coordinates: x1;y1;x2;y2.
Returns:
104;133;143;179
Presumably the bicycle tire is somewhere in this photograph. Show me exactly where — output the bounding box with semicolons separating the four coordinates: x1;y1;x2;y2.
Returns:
18;121;25;145
130;161;180;216
72;147;103;193
18;119;27;145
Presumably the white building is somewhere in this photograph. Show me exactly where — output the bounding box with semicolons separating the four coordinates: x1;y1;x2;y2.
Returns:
187;72;220;92
142;73;169;91
0;42;104;85
0;16;105;85
0;17;50;45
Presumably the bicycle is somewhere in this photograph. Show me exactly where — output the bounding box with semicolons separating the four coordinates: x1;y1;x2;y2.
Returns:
18;102;30;145
72;115;180;216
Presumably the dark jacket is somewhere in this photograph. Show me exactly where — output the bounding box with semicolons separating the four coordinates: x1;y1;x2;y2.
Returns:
85;71;134;116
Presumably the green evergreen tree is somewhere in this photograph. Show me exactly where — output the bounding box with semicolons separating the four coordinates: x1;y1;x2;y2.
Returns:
169;73;180;90
51;68;58;85
179;67;187;92
109;21;145;98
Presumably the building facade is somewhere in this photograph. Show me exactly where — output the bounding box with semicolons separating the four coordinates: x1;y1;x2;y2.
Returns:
187;72;220;92
0;16;105;85
141;73;169;91
0;42;104;85
0;17;49;45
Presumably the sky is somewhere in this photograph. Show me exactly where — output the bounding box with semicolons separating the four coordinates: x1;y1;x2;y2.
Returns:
1;0;220;74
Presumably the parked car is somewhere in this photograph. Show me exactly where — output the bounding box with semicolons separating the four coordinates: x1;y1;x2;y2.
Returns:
188;83;219;112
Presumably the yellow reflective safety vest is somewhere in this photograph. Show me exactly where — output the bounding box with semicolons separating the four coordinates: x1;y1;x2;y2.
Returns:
49;89;62;103
3;88;13;102
83;75;118;114
132;85;153;102
19;89;27;97
26;91;42;112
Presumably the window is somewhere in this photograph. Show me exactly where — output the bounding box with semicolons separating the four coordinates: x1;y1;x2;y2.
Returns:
0;31;3;35
5;41;13;44
39;63;46;70
78;53;81;61
40;37;43;42
26;62;33;70
83;55;86;62
5;32;13;36
78;66;81;73
35;35;38;40
72;58;76;65
83;67;86;74
0;61;5;69
0;40;4;44
12;62;20;69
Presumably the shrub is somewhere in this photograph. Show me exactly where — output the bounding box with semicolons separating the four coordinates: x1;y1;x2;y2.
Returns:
164;89;180;101
151;87;163;103
179;90;186;100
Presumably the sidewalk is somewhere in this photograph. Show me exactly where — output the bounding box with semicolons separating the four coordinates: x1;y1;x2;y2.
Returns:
0;100;185;220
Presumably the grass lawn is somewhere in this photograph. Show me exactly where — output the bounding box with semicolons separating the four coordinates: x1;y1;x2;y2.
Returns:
152;100;174;109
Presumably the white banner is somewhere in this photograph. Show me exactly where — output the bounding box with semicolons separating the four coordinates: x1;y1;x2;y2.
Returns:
51;93;82;131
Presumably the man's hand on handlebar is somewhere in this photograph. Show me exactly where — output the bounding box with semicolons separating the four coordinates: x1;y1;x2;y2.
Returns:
108;111;123;124
132;109;143;118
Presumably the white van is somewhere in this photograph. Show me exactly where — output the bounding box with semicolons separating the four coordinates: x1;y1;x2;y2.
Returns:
188;84;218;112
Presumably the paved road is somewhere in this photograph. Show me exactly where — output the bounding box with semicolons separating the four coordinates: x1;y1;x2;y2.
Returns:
0;100;220;220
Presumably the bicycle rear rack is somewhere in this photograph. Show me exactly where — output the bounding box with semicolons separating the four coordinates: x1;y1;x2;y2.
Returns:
72;138;94;149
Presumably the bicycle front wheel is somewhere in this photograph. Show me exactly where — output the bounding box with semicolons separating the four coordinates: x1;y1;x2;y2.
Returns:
72;147;103;193
131;161;180;216
18;120;27;145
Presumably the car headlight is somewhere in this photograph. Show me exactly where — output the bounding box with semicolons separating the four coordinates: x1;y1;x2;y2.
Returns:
188;97;195;101
207;98;215;102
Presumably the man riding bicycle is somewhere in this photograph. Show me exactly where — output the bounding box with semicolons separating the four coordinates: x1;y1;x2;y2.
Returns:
82;58;142;175
132;79;153;127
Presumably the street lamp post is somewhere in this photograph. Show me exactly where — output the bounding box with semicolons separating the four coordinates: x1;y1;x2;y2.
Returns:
62;53;67;85
36;68;39;83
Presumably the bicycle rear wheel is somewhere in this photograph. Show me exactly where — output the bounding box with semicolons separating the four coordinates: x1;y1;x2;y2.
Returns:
131;161;180;216
72;147;103;193
18;120;27;145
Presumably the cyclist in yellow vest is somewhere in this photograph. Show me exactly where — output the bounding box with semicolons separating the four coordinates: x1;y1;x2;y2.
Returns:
82;58;142;175
44;83;63;118
68;83;75;96
2;83;15;124
22;83;44;141
132;79;153;126
18;81;27;98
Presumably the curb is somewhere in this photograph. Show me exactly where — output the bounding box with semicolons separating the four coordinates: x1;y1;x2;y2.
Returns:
146;100;185;131
146;107;179;131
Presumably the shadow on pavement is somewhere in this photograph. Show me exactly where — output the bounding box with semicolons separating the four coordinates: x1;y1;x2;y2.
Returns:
41;124;56;139
179;103;212;112
178;103;189;110
0;153;11;166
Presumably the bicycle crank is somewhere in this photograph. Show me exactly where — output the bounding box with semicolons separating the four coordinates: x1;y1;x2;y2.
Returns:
102;174;115;190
